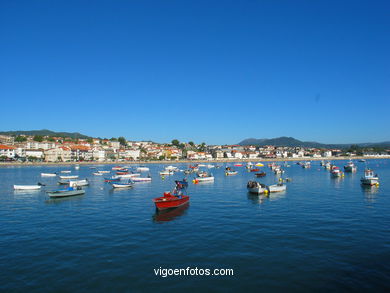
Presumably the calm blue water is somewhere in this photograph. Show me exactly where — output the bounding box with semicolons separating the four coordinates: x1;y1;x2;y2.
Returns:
1;160;389;292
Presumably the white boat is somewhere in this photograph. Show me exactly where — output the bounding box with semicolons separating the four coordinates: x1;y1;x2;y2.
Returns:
41;173;57;177
132;177;152;182
274;167;284;174
93;172;103;176
160;170;174;176
197;164;206;167
75;165;80;170
324;162;332;170
268;183;287;193
302;162;311;168
69;179;89;187
60;170;71;173
136;166;150;172
225;171;238;176
246;162;253;169
98;170;110;174
117;173;140;179
207;164;215;168
59;175;79;179
13;185;42;190
111;182;133;188
360;169;379;186
193;176;214;182
247;181;268;194
47;187;85;198
344;161;357;172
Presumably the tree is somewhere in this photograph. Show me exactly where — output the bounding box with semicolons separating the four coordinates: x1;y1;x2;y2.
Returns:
188;141;195;147
171;139;180;146
118;136;127;146
47;137;55;142
33;135;44;142
15;136;27;142
110;137;117;141
87;138;93;144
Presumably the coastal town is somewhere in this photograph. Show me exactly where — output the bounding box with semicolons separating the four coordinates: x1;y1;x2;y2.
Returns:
0;134;389;163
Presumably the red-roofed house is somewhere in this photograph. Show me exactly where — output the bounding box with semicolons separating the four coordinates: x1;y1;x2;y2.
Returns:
0;145;16;158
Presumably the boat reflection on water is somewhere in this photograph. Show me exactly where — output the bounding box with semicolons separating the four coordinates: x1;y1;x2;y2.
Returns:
361;185;379;203
45;194;84;205
247;191;286;205
153;202;189;223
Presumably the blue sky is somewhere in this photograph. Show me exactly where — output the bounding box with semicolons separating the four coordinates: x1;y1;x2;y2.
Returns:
1;0;389;144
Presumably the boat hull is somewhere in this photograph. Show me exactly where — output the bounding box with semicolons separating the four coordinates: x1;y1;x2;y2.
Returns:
48;190;85;198
154;195;190;210
360;178;379;186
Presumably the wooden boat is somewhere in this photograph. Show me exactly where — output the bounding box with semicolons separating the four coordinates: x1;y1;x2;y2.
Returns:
360;169;379;186
47;187;85;198
41;173;57;177
153;192;189;210
59;175;79;180
98;170;110;174
255;172;266;177
14;184;42;190
268;183;287;193
344;161;357;172
247;181;268;194
250;168;260;172
111;181;133;188
234;164;243;167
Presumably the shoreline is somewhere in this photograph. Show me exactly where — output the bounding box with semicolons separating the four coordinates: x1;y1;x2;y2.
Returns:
0;156;389;167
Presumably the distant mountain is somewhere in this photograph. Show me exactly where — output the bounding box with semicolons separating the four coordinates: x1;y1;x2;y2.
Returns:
238;136;390;149
0;129;91;139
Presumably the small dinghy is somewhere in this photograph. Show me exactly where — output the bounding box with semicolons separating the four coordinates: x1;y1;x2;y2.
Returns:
69;179;89;187
13;183;44;190
136;166;150;172
93;172;103;176
132;176;152;182
225;170;238;176
111;181;133;188
47;186;85;198
59;175;79;180
104;176;121;182
98;170;110;174
60;170;71;173
41;173;57;177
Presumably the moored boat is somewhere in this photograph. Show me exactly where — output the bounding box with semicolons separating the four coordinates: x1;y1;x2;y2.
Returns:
255;172;266;177
13;184;42;190
60;170;71;173
344;161;357;172
136;166;150;172
93;172;103;176
132;176;152;182
47;186;85;198
59;175;79;180
104;176;121;182
247;181;269;194
41;173;57;177
69;179;89;187
268;183;287;193
360;169;379;186
111;181;133;188
331;167;344;178
250;168;260;172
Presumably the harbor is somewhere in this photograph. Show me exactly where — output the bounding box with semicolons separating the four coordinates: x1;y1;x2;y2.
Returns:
1;159;389;291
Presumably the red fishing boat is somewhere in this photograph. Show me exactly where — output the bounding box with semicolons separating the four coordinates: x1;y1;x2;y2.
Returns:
153;192;189;210
250;168;260;172
234;164;243;167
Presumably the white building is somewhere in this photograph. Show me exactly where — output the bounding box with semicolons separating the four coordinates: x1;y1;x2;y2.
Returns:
25;149;44;159
0;145;15;158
